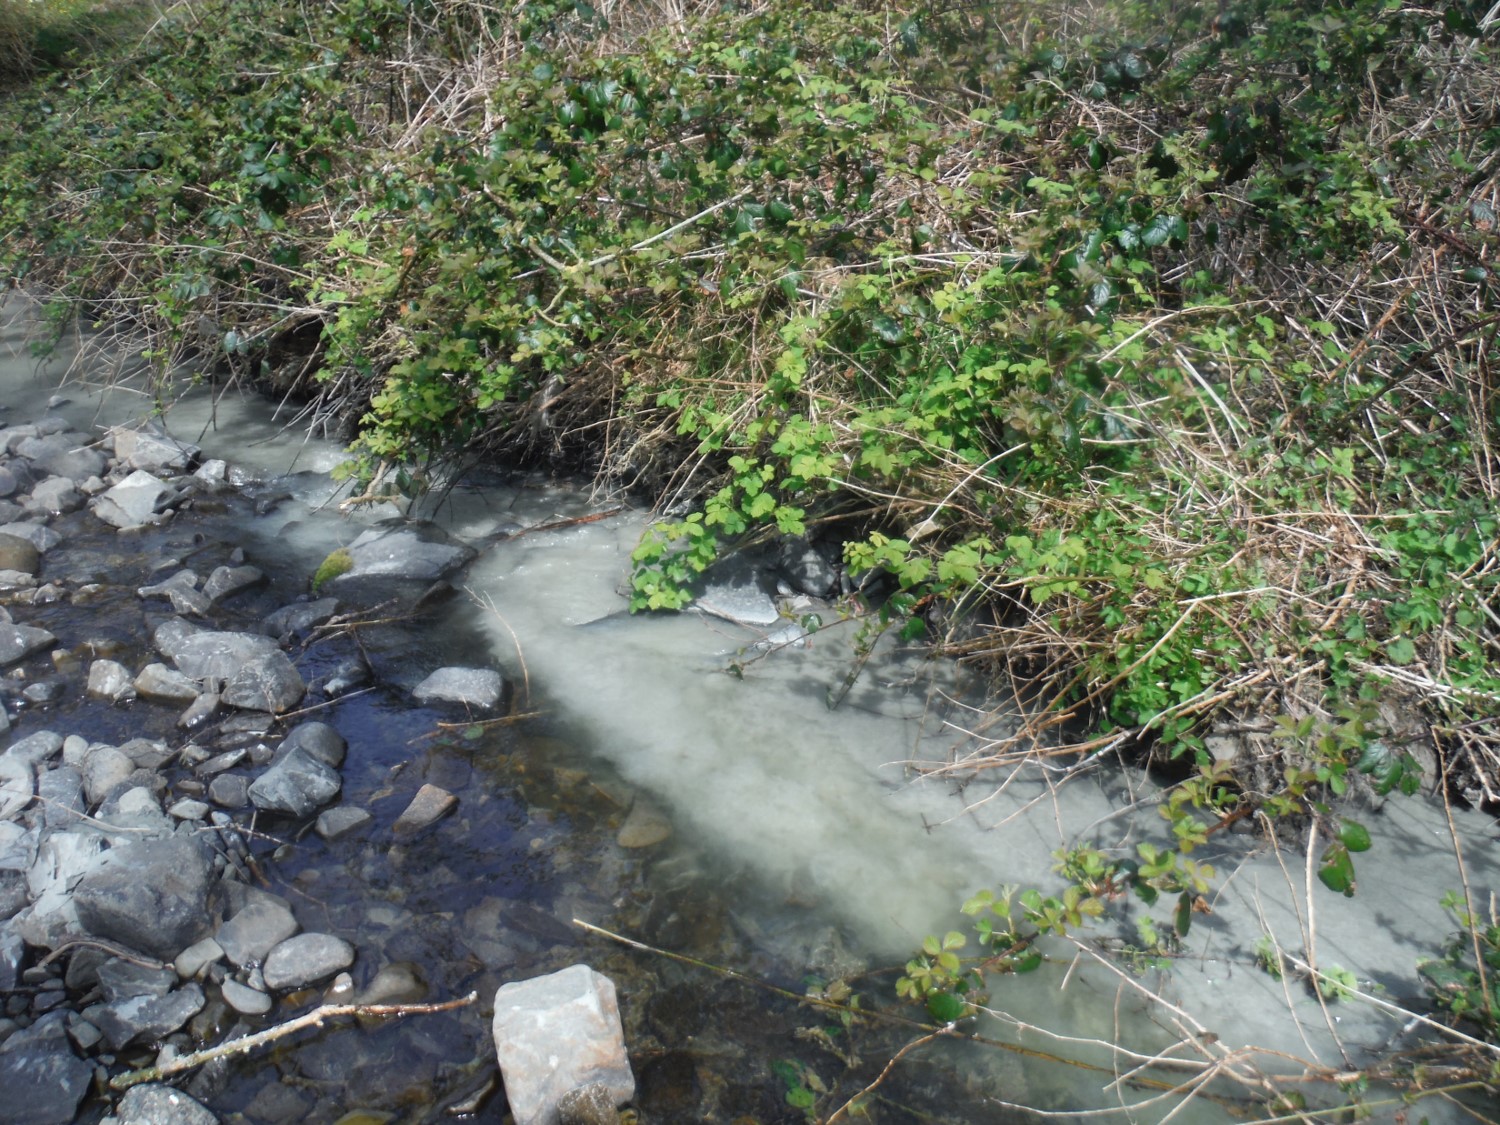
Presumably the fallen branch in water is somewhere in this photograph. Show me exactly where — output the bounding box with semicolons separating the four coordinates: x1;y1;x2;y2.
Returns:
109;991;479;1091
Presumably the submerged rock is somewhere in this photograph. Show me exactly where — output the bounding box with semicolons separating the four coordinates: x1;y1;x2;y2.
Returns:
492;965;635;1125
616;801;671;849
0;533;38;575
413;666;505;709
247;733;341;818
315;806;371;841
393;784;457;835
111;1082;220;1125
216;894;300;968
262;932;355;990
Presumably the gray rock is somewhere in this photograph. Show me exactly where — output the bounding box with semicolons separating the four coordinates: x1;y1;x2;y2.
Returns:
0;872;25;922
203;564;263;603
0;521;60;553
206;774;250;809
264;597;339;639
247;743;339;818
0;467;15;499
134;663;201;703
393;784;457;835
222;649;304;713
91;469;173;529
0;569;37;591
694;580;780;627
168;798;210;821
161;627;281;684
337;522;476;582
3;730;63;767
196;748;247;776
0;922;22;991
173;937;224;981
178;692;222;731
97;957;176;1002
0;622;55;666
278;722;346;769
119;737;173;769
110;425;199;473
319;656;371;697
21;679;64;704
14;432;108;483
779;535;840;597
138;570;211;616
114;1083;219;1125
0;1011;92;1125
87;659;138;702
96;787;172;835
91;983;205;1050
72;833;214;960
36;765;83;830
315;806;372;841
493;965;635;1125
216;896;299;967
194;459;227;485
558;1083;624;1125
0;757;31;823
220;978;273;1016
413;666;505;709
355;961;426;1006
15;829;106;948
0;533;38;575
81;746;134;806
262;933;355;990
24;476;81;516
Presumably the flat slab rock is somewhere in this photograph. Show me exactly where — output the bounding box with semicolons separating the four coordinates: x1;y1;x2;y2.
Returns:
0;1012;93;1125
493;965;635;1125
393;784;457;835
413;666;505;709
0;622;55;666
336;522;476;581
110;1083;219;1125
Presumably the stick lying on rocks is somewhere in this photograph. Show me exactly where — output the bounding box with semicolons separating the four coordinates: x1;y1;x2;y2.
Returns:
109;991;479;1091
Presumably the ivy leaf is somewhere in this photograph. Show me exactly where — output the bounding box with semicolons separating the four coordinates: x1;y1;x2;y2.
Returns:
871;314;905;344
1141;212;1181;247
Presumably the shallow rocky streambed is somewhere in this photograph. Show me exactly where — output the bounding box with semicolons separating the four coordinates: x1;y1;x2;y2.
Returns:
2;297;1498;1125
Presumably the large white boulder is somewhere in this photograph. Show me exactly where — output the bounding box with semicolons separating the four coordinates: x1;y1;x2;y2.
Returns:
492;965;634;1125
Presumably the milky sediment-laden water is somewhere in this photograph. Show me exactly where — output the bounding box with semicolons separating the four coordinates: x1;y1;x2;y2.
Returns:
3;294;1497;1124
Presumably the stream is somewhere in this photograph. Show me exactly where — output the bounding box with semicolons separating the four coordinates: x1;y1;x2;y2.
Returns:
2;294;1498;1124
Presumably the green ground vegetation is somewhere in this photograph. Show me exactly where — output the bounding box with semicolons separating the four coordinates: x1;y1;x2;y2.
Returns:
3;0;1499;1109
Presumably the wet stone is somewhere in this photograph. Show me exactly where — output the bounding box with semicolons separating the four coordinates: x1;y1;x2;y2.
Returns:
217;896;300;967
278;722;346;768
135;662;201;703
247;745;339;818
337;522;476;582
0;533;38;575
315;806;371;841
0;521;61;553
15;432;108;483
37;766;83;830
113;1082;220;1125
617;801;672;849
111;424;199;473
92;469;173;529
222;649;304;713
413;666;505;709
264;597;339;640
97;958;176;1003
169;798;211;821
220;978;273;1016
207;774;250;809
21;679;64;704
0;466;15;498
558;1083;623;1125
3;729;62;767
174;937;224;981
119;737;173;769
87;659;137;702
203;564;263;602
81;746;134;806
262;932;355;991
0;622;55;666
355;961;426;1006
178;692;221;731
196;748;246;776
138;570;211;616
393;784;457;835
24;476;81;516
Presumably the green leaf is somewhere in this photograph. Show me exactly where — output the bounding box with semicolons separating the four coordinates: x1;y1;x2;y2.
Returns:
871;314;905;343
786;1086;816;1110
1337;818;1372;853
925;990;968;1023
1385;636;1415;665
1142;213;1180;248
1318;844;1356;896
1012;949;1043;973
1174;891;1193;937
